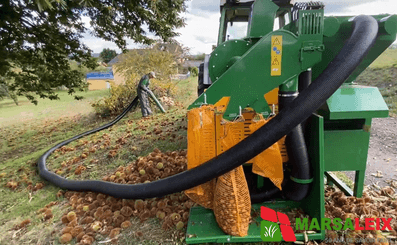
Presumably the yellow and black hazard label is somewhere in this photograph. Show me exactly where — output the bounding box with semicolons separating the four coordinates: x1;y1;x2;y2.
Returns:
271;36;283;76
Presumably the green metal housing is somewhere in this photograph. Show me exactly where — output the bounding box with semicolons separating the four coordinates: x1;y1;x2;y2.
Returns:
189;0;396;121
186;0;397;243
189;0;326;119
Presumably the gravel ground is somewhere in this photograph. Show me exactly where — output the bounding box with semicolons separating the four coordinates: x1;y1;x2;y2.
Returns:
345;116;397;187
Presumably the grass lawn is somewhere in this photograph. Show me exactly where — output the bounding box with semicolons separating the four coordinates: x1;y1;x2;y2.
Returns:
369;48;397;69
0;89;111;127
0;77;197;244
0;89;115;244
0;90;113;167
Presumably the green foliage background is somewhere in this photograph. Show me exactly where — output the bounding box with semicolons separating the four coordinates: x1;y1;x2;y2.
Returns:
91;47;178;116
0;0;186;104
100;48;118;63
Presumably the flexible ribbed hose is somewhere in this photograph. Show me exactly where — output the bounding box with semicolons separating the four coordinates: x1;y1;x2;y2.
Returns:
38;15;378;199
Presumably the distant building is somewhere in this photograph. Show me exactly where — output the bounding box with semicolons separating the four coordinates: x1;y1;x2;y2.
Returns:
86;72;114;90
107;51;137;85
107;55;121;67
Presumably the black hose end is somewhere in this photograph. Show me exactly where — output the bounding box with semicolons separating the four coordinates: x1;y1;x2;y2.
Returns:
283;182;311;202
250;187;281;204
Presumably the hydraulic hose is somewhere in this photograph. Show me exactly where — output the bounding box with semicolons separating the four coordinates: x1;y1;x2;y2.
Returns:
250;92;312;203
37;96;138;180
279;92;312;201
283;124;312;201
298;70;312;93
38;15;378;199
298;69;312;135
251;186;280;203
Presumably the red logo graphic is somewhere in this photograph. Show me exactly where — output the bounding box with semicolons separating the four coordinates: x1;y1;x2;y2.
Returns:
261;206;297;242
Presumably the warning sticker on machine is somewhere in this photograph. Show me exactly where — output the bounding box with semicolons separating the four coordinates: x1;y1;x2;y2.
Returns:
271;36;283;76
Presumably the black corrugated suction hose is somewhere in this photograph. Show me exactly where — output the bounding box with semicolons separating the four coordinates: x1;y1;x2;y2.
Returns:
250;92;312;203
250;186;280;203
283;124;312;201
38;15;378;199
279;93;312;201
298;70;312;93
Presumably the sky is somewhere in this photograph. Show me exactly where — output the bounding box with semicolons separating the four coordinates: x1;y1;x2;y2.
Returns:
81;0;397;55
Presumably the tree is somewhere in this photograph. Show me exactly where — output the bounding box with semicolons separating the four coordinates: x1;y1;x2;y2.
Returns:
114;46;178;84
0;0;186;104
0;84;9;102
153;40;190;63
152;40;190;75
0;80;19;106
100;48;117;64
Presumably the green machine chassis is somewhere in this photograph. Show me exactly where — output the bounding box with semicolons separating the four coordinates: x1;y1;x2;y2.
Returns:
186;114;326;243
186;0;396;243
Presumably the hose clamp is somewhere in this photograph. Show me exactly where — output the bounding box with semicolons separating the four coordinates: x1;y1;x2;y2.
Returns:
290;176;313;184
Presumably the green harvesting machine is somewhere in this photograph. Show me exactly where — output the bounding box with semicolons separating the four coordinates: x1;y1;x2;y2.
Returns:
37;0;397;243
184;0;397;243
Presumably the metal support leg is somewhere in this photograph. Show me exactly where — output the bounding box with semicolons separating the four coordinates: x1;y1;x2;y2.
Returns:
324;172;353;196
326;175;334;187
354;170;365;198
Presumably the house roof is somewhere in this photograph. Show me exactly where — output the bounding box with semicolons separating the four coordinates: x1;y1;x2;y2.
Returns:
107;56;120;66
107;49;147;66
107;46;187;67
86;72;114;80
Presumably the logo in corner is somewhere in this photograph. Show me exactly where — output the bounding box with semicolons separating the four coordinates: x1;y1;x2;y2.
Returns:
260;206;296;242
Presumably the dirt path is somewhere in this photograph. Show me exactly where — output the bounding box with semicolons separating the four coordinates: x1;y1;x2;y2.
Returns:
345;116;397;187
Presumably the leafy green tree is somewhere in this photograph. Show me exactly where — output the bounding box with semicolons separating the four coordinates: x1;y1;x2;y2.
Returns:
0;81;19;106
0;84;8;101
1;0;186;104
153;40;190;63
100;48;118;63
114;46;178;84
